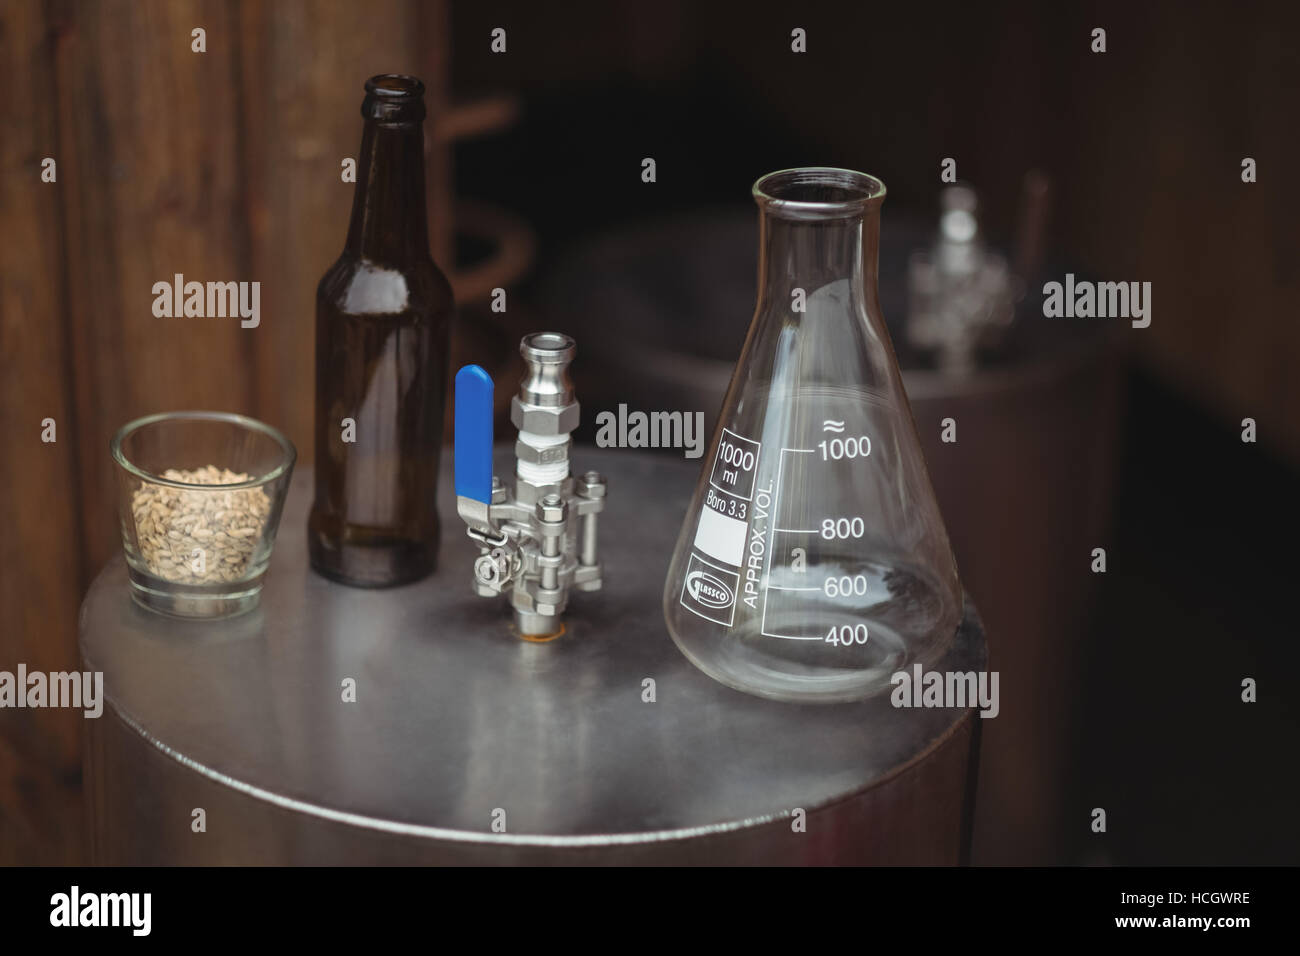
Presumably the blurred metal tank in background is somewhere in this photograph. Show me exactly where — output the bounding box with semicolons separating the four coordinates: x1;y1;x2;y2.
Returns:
542;179;1123;864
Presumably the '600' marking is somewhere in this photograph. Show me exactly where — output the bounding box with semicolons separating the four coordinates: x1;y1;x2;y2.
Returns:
686;570;734;609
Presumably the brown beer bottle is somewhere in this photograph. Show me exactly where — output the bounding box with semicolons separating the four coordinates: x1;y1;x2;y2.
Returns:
309;74;454;587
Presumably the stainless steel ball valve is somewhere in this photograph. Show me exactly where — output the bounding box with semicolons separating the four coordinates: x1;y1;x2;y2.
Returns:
454;332;606;637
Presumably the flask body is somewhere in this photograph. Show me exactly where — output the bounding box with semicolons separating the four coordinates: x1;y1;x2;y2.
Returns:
664;168;962;702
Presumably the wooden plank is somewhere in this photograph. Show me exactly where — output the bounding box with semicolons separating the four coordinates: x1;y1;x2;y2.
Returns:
1051;2;1300;465
237;0;424;464
51;0;256;571
415;0;454;270
0;0;85;776
0;733;82;865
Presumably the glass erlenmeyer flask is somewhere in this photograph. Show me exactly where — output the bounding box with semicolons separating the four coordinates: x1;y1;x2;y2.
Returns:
663;168;963;703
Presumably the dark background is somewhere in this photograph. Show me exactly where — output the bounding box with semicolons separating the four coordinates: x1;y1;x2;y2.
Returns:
1;0;1296;865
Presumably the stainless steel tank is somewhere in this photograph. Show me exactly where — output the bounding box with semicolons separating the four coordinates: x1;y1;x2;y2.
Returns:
82;455;986;865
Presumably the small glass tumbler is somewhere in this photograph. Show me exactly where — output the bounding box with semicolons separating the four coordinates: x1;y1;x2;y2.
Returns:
111;411;296;619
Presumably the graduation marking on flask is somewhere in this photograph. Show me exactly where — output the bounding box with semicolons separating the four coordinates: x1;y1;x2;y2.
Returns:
760;417;875;644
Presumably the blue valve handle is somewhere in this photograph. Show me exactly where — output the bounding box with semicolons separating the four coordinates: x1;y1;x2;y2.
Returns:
454;364;495;505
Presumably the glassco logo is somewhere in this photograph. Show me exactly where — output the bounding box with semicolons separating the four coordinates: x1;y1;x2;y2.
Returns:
680;554;739;626
686;570;734;609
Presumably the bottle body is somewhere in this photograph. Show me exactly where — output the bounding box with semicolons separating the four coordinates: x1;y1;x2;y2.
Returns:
308;75;454;587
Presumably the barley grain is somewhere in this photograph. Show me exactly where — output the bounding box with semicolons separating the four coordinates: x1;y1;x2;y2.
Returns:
130;466;270;584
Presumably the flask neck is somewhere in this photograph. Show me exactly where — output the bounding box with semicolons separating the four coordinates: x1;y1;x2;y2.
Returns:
344;119;430;265
755;209;880;313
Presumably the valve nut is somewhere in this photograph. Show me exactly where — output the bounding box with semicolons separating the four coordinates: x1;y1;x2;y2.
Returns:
515;436;572;465
576;470;606;499
534;584;566;616
511;396;581;436
536;494;567;524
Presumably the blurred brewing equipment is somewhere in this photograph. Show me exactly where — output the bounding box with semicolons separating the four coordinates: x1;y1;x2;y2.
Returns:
906;184;1016;374
543;173;1122;864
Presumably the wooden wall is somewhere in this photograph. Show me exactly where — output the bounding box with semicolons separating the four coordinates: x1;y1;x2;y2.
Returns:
1;0;84;865
0;0;478;864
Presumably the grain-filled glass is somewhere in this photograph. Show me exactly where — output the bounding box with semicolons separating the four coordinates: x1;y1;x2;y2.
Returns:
112;411;296;619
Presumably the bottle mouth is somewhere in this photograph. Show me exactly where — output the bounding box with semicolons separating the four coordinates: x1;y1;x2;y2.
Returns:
362;74;426;123
753;167;886;221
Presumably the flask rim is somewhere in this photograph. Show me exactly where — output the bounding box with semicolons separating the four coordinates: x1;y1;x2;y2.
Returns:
752;167;886;221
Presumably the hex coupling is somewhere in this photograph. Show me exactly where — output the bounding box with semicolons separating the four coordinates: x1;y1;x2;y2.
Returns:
458;332;606;638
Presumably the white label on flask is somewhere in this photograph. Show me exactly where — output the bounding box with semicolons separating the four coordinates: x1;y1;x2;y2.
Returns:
680;428;762;626
693;506;747;565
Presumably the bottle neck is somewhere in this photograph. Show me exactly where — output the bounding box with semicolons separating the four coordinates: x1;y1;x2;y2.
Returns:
344;120;429;265
755;209;879;312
